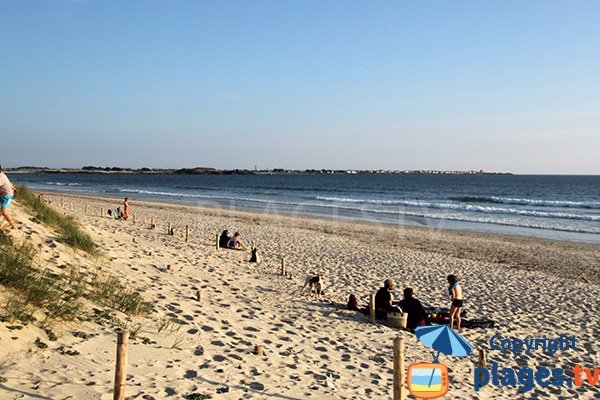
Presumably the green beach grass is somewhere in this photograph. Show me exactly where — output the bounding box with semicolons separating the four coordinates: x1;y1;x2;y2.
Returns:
16;185;99;255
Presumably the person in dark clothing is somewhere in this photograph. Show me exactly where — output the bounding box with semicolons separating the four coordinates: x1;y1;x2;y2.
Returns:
219;230;231;248
398;287;428;332
374;278;401;319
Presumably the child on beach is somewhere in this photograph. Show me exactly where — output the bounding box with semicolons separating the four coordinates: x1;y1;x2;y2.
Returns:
0;166;18;230
447;274;463;331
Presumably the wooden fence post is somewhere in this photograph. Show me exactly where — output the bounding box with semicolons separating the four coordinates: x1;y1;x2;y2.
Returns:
167;222;171;234
215;233;219;250
114;331;128;400
100;208;103;217
281;257;286;275
369;293;376;324
85;205;88;214
185;225;189;242
196;290;202;302
254;345;264;356
478;348;487;381
393;337;405;400
133;214;136;225
150;217;154;229
61;197;64;208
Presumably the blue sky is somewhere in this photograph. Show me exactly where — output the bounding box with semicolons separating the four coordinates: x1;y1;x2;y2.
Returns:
1;1;599;173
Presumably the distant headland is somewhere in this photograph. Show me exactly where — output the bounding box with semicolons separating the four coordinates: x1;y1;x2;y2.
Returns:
6;166;512;175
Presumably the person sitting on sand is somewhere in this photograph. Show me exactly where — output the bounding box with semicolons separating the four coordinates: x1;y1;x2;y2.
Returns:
398;287;428;332
227;232;246;250
122;197;130;220
219;229;231;248
375;278;402;318
0;166;18;230
448;274;463;331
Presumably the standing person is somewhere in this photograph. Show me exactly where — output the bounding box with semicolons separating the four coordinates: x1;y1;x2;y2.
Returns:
0;166;17;230
122;197;130;220
447;274;463;331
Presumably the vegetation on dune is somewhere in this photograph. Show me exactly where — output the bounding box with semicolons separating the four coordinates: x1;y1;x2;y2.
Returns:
16;185;99;255
0;235;151;327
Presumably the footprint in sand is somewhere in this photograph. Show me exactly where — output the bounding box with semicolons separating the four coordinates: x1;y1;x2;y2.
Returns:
201;325;214;332
184;370;198;379
213;354;227;362
211;340;225;347
193;347;204;356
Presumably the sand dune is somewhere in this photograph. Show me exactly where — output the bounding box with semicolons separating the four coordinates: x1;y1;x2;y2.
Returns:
1;192;599;399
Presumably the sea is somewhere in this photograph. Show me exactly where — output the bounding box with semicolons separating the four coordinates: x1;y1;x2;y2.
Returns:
10;173;600;244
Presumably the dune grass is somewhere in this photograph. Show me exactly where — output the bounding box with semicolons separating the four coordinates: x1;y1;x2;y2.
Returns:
0;237;151;326
16;185;99;255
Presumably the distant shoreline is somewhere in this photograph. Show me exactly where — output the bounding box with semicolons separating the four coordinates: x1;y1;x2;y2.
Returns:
6;166;512;175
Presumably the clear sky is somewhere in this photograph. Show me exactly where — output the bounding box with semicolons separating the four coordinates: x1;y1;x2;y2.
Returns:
1;1;599;173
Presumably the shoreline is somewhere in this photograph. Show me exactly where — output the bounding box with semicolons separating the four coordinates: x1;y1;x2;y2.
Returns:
39;190;600;286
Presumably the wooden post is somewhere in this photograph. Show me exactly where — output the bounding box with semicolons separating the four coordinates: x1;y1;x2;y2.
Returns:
185;225;189;242
393;337;405;400
85;205;88;214
195;290;202;302
167;222;171;235
70;203;73;211
133;214;136;225
280;257;286;275
114;331;128;400
254;345;264;356
369;293;376;324
478;348;487;381
150;217;154;229
101;208;104;217
61;197;64;208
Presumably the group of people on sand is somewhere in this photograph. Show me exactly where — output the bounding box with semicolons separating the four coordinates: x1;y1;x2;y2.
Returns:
373;274;464;332
219;229;246;250
109;198;130;221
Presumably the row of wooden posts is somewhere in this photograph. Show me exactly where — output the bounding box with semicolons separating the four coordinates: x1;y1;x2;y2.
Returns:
51;196;488;399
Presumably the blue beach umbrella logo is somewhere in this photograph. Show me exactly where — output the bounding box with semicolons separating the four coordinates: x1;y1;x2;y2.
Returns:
415;325;474;359
406;325;474;399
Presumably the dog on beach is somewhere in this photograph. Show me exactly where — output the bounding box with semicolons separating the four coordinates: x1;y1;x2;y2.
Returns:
302;273;324;297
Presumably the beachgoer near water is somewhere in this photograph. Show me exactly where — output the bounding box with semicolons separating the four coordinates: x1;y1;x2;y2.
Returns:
398;287;428;332
448;274;463;331
0;166;17;230
375;278;402;318
227;232;246;250
219;230;231;248
122;198;130;220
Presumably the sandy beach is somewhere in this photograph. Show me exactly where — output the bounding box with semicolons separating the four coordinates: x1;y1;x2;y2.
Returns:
1;192;599;399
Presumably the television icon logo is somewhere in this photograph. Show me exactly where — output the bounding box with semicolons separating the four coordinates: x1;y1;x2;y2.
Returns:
407;362;449;399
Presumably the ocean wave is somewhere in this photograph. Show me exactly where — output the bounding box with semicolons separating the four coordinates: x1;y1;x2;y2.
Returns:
315;196;600;222
44;181;81;186
449;196;600;209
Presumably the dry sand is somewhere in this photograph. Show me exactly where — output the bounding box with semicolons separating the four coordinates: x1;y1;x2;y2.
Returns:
1;192;599;399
